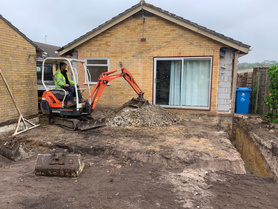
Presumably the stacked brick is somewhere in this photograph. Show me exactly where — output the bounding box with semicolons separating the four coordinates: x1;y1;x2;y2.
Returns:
237;72;253;88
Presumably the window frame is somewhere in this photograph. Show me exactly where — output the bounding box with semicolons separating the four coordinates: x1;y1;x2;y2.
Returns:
85;57;109;84
153;57;212;110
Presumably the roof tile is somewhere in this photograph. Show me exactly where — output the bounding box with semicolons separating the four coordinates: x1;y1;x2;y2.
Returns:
59;1;250;53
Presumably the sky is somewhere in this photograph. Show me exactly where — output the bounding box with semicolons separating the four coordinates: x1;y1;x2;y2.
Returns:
0;0;277;63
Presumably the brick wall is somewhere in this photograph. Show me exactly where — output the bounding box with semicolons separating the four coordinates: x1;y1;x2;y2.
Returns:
237;72;253;88
76;15;224;112
0;18;38;124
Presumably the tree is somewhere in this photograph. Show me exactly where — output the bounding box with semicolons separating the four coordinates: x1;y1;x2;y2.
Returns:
238;60;278;69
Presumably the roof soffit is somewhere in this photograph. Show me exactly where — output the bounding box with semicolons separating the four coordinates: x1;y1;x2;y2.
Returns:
59;3;250;55
142;6;249;53
58;6;142;55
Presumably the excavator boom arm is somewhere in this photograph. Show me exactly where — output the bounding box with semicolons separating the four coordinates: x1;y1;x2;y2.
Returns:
89;68;144;110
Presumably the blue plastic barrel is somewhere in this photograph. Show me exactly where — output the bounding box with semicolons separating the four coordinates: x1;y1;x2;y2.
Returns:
236;87;252;114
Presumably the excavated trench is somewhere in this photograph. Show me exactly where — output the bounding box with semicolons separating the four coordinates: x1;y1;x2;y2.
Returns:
230;116;278;181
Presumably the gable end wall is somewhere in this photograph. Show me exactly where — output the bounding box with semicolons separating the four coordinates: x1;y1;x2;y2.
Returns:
75;15;228;113
0;18;38;124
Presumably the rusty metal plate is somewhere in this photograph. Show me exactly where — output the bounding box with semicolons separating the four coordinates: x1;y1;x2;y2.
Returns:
35;152;84;177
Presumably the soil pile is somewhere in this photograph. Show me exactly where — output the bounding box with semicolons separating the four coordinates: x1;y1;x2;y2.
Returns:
95;98;179;127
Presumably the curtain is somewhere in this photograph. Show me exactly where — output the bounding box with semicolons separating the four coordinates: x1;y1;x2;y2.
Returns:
169;60;182;106
182;60;210;107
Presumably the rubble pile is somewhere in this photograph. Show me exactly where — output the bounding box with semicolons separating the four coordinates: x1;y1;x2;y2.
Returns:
105;98;179;127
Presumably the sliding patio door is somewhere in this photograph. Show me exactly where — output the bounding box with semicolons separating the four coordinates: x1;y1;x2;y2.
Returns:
154;57;212;109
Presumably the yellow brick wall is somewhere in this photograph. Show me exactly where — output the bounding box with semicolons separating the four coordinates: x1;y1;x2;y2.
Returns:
0;18;38;123
76;15;224;112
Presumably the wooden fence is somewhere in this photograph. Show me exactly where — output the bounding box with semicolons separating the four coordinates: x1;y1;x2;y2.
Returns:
237;67;270;115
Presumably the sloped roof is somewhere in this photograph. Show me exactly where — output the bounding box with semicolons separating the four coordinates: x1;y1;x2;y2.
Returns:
0;14;42;52
58;1;250;55
34;42;60;57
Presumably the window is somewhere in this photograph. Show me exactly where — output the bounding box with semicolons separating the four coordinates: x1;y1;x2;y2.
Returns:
86;58;109;83
154;57;212;109
36;62;53;81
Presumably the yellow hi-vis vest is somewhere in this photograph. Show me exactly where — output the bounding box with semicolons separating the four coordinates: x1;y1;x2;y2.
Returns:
54;69;74;89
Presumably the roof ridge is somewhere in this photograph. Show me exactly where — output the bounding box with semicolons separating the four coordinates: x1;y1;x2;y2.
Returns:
34;41;60;48
58;2;250;53
58;2;142;52
144;3;250;49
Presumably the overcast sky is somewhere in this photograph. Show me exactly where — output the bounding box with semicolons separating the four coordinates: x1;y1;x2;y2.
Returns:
0;0;276;63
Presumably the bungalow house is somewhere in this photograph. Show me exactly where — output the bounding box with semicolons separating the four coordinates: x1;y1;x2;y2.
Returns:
0;14;41;128
58;1;250;116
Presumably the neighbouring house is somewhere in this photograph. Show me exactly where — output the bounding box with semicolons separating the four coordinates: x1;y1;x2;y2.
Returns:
35;42;60;81
58;1;250;116
34;41;60;59
0;14;42;128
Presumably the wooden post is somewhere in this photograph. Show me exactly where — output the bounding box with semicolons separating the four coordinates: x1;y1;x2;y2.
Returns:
255;72;260;114
231;51;239;134
0;68;39;136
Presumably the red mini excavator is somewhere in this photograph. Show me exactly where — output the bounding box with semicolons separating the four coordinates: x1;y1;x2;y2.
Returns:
40;57;145;130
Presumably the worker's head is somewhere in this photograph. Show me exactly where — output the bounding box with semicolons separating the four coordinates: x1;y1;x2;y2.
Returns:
60;62;67;71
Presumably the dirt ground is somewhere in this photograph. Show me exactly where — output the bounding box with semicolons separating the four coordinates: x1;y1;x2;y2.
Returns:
1;105;278;208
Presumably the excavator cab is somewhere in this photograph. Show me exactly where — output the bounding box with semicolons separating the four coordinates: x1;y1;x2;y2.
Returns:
41;58;91;113
40;58;100;130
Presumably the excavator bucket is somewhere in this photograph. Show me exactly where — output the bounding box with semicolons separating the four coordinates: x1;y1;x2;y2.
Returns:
78;117;106;130
35;150;84;177
0;138;35;161
124;97;150;108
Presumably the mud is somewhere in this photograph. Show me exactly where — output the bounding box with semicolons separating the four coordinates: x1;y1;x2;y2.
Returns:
0;108;278;208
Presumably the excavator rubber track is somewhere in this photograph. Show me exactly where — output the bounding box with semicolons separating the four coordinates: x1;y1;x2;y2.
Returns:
49;116;106;131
